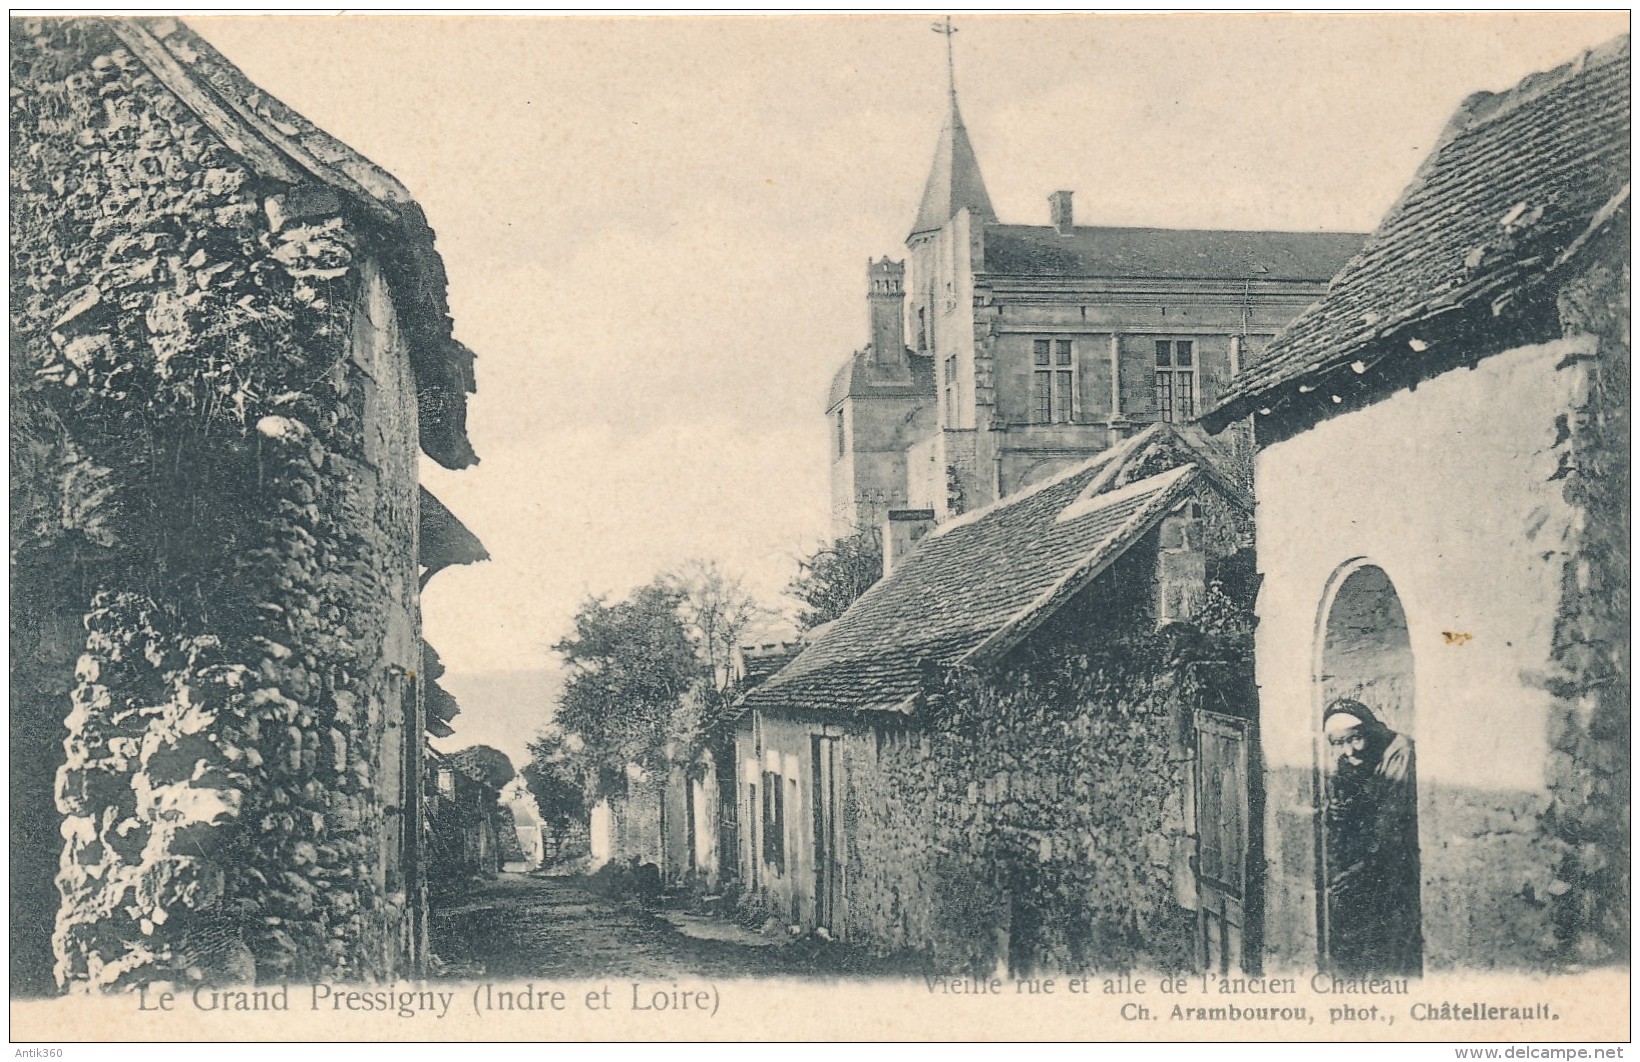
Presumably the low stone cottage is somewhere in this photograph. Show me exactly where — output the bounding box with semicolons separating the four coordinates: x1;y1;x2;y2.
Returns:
11;17;484;992
737;424;1259;973
1202;35;1629;973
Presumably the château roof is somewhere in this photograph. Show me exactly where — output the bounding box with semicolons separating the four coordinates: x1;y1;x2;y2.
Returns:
908;94;997;241
982;225;1364;283
1205;34;1630;430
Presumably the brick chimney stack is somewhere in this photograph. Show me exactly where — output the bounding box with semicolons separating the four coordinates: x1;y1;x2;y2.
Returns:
868;258;907;369
1049;190;1074;235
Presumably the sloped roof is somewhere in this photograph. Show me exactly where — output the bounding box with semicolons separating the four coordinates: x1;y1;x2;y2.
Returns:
827;350;936;410
1207;34;1630;428
422;641;461;736
909;94;997;241
106;17;480;469
744;424;1246;717
982;225;1364;282
420;487;490;573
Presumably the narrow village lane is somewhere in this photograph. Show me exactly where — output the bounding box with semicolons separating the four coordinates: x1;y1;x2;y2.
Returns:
429;873;910;981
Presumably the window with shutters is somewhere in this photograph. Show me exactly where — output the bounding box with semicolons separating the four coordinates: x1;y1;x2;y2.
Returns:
1031;338;1075;423
761;769;785;873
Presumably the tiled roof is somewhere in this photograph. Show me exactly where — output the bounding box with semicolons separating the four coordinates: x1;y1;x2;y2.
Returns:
981;225;1364;282
744;425;1240;717
827;349;935;410
1207;35;1630;427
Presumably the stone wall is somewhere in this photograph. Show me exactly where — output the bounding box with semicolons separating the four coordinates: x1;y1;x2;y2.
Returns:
1543;235;1630;963
11;19;429;992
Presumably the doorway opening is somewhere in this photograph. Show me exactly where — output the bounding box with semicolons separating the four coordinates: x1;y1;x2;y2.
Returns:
1314;562;1423;976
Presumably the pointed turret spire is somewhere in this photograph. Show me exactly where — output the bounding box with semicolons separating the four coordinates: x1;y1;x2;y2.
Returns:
908;18;997;242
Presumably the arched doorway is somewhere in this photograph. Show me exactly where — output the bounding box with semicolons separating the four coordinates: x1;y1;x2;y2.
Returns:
1313;562;1423;976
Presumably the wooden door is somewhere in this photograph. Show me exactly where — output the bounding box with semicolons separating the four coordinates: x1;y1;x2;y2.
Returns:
810;736;843;932
1195;709;1261;974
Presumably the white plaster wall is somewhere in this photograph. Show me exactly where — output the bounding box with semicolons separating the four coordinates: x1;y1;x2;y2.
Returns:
588;799;613;868
1255;336;1592;793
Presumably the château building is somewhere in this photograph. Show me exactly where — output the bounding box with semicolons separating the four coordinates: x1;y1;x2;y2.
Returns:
829;73;1365;537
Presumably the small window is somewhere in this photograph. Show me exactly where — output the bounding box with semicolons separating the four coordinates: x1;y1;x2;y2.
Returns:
944;355;959;426
917;307;927;351
835;409;846;460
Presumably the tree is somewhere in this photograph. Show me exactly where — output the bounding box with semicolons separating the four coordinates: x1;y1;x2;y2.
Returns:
665;557;771;692
551;579;705;774
447;745;516;791
521;727;587;860
786;527;883;631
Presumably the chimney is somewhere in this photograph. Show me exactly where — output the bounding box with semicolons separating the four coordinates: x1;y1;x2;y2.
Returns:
867;258;907;369
883;509;936;576
1049;190;1074;235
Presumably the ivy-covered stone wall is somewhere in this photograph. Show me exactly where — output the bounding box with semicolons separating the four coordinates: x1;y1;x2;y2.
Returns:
1544;230;1630;964
11;19;427;992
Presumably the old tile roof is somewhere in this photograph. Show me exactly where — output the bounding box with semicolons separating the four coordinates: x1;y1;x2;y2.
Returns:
828;349;936;410
981;224;1364;282
106;17;481;470
744;424;1243;717
909;93;997;241
1206;34;1630;429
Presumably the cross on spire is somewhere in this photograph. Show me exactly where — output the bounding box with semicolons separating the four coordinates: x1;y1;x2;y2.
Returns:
932;16;958;103
909;14;996;240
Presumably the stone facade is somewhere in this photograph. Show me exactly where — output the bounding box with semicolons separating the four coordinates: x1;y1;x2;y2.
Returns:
10;18;479;993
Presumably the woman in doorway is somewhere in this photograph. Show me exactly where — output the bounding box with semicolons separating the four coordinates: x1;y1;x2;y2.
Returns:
1323;698;1423;976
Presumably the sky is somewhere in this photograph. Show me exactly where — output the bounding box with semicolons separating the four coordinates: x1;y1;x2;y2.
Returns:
188;13;1627;763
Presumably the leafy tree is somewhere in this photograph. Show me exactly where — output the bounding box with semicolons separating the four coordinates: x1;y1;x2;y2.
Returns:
786;528;883;631
665;557;771;693
550;580;705;774
521;727;588;859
